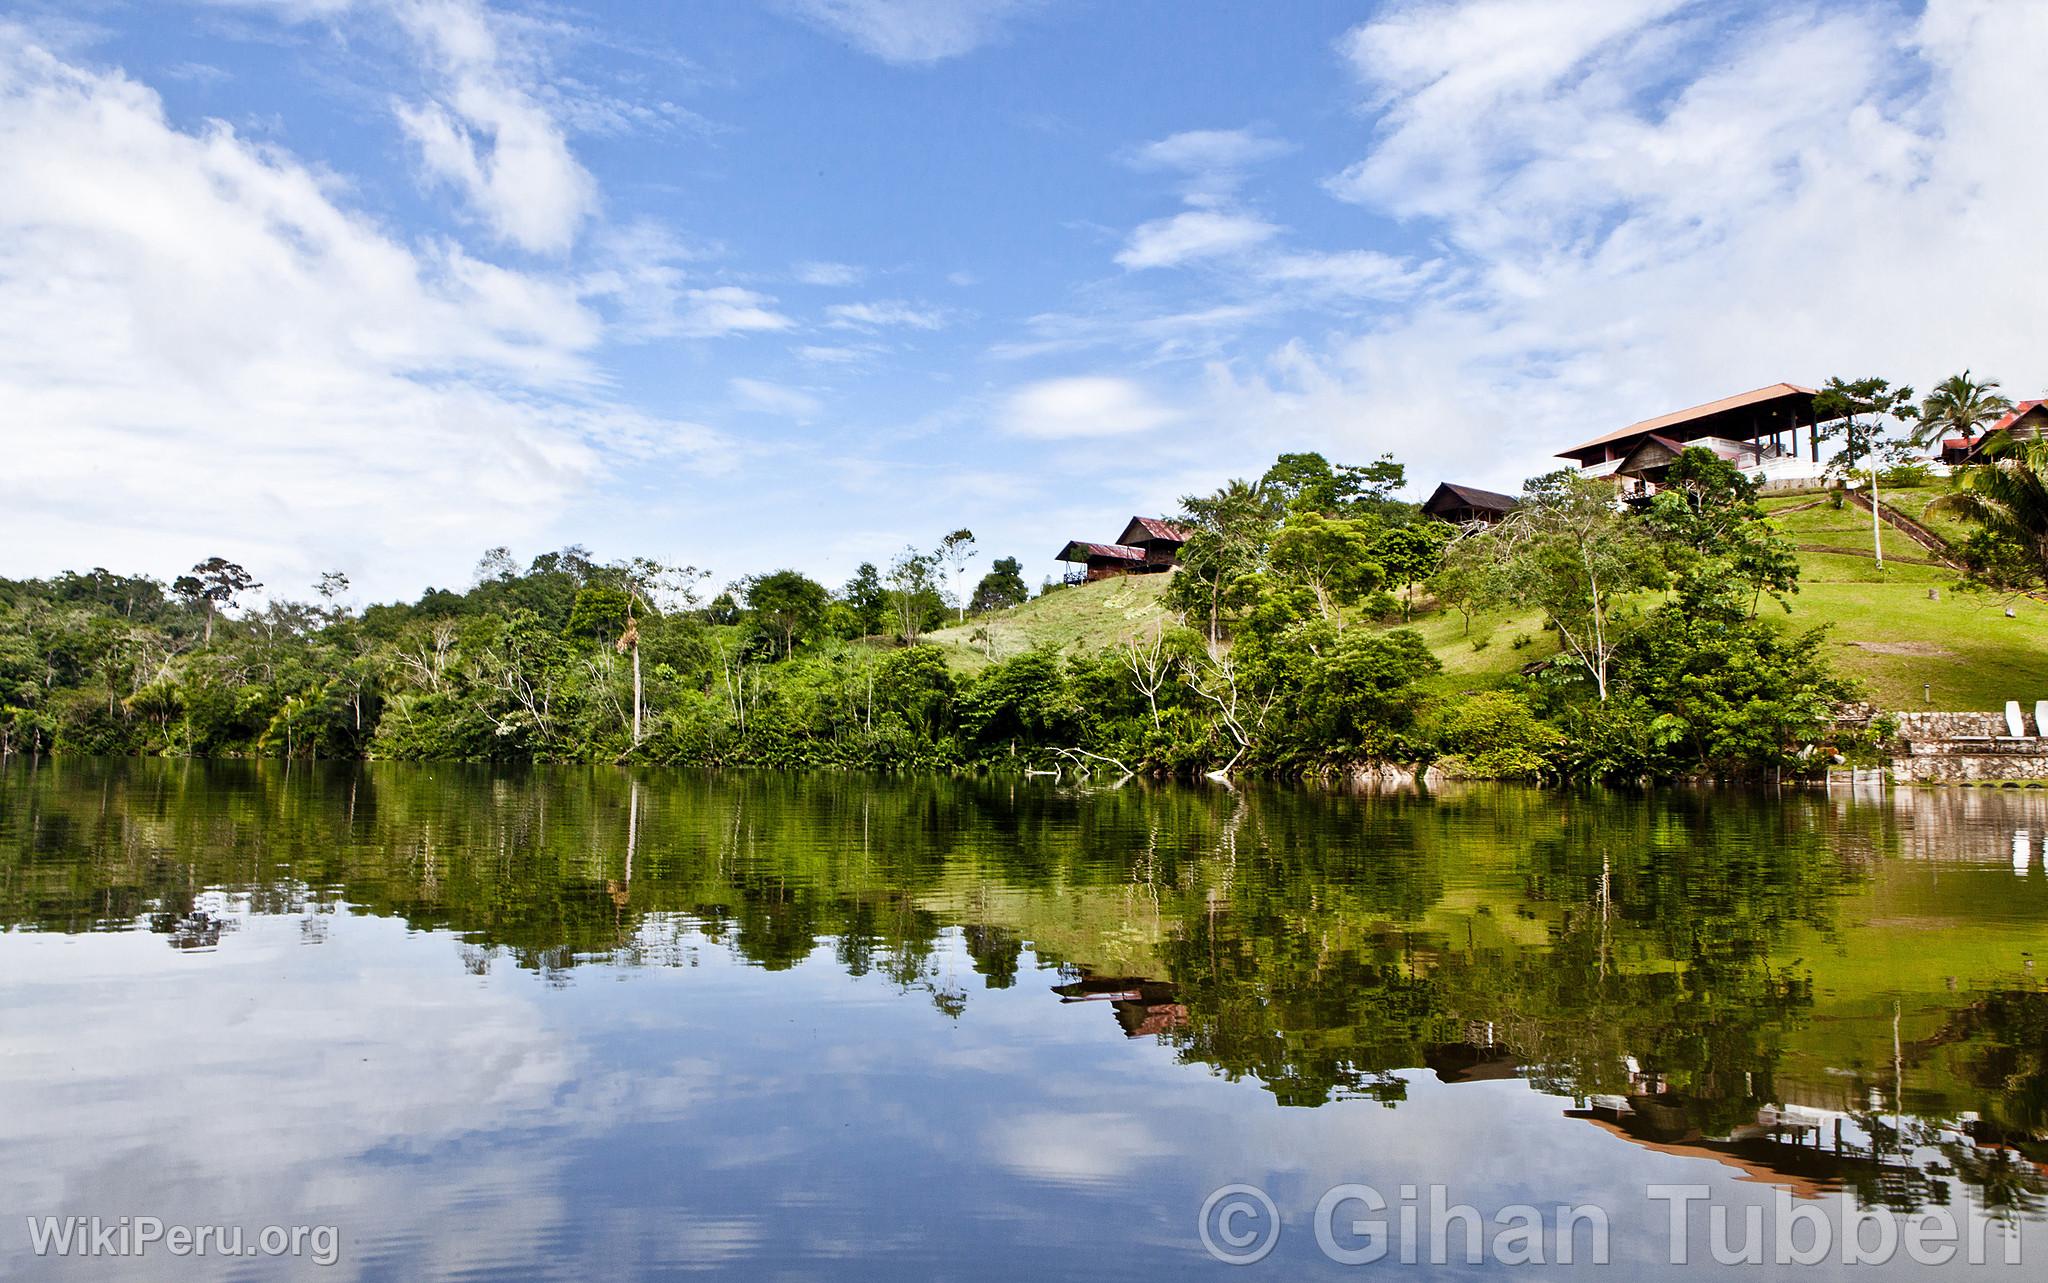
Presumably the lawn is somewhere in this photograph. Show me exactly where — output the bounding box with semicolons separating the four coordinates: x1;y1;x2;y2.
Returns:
1762;491;2048;709
924;573;1176;672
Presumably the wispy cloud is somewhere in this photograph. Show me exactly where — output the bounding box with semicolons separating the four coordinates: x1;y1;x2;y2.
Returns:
776;0;1041;64
1125;127;1291;204
730;376;823;418
793;260;865;286
1115;209;1280;270
825;298;949;330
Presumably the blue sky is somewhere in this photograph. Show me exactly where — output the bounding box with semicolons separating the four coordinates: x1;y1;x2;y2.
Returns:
2;0;2044;603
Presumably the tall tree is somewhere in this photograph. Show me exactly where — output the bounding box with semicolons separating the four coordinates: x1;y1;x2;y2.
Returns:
1641;447;1799;618
936;529;976;623
886;547;942;644
1169;479;1277;644
842;563;887;637
171;557;259;644
1482;471;1665;701
610;558;706;748
1913;370;2013;450
969;557;1029;614
1371;523;1450;621
1815;376;1917;570
1268;513;1382;623
743;570;830;658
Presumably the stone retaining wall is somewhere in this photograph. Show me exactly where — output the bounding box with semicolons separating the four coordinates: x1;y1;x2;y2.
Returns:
1894;711;2007;741
1894;754;2048;783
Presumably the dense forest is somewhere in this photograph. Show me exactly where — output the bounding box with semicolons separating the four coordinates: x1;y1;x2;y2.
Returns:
9;414;2040;781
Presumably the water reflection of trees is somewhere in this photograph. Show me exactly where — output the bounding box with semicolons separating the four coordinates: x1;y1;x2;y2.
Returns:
6;760;2046;1213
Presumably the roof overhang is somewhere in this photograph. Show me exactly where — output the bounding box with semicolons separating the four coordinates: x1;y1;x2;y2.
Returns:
1559;383;1821;464
1055;541;1146;564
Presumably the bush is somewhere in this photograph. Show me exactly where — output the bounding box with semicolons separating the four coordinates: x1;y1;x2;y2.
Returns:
1425;691;1560;779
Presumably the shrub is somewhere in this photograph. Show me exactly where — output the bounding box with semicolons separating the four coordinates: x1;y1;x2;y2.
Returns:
1425;690;1560;779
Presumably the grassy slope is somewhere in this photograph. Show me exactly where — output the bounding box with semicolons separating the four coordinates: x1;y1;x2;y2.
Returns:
1761;489;2048;710
931;489;2048;710
924;574;1177;673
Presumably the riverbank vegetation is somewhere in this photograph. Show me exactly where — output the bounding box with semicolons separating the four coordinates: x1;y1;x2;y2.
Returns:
6;414;2046;780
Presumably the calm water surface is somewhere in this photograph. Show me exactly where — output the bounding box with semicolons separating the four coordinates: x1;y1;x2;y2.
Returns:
3;760;2046;1279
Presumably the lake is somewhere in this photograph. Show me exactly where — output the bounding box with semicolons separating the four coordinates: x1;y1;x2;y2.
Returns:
2;760;2045;1279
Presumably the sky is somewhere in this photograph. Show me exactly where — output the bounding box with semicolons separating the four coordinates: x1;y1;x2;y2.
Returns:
1;0;2044;605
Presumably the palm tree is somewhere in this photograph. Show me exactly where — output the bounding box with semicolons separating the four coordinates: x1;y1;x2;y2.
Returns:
1931;437;2048;584
1913;370;2013;451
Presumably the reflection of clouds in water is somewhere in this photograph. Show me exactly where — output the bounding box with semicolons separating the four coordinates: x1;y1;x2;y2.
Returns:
0;909;717;1281
985;1111;1173;1188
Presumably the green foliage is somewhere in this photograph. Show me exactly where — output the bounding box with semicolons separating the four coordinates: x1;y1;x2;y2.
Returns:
1424;690;1559;779
1933;438;2048;586
742;569;831;658
567;585;629;640
968;557;1029;614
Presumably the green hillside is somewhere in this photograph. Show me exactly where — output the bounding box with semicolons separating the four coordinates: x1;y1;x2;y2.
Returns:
924;574;1177;672
935;487;2048;712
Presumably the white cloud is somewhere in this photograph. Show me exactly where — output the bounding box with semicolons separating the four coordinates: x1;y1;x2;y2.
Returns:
1126;127;1291;204
793;259;864;286
1261;249;1422;299
999;376;1175;439
796;343;882;364
825;298;948;330
0;34;722;598
1187;0;2048;496
778;0;1038;64
1115;209;1280;270
1130;127;1289;174
391;0;597;253
730;376;824;419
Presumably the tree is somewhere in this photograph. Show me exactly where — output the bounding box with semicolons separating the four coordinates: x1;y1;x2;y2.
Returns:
1641;447;1799;618
610;558;706;748
1931;437;2048;587
1168;479;1278;644
1913;370;2012;451
1371;523;1450;621
1427;534;1494;635
316;571;351;613
171;558;259;644
936;529;976;623
969;557;1029;614
743;570;830;659
1482;471;1665;701
843;563;887;637
886;547;942;644
1815;376;1916;570
1268;513;1382;623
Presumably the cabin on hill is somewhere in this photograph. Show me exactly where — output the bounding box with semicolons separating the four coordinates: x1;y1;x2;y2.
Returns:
1422;482;1518;526
1940;398;2048;464
1055;516;1190;583
1558;382;1834;496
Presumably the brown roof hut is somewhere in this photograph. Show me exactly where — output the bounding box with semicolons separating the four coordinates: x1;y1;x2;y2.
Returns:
1422;483;1518;526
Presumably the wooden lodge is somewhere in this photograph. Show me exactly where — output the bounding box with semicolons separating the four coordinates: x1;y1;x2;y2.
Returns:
1055;516;1190;583
1558;382;1833;495
1939;398;2047;464
1422;482;1518;526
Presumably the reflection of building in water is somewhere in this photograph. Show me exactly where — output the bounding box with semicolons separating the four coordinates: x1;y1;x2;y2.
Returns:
1052;974;1186;1039
1425;1023;1519;1083
1886;788;2048;866
1567;1091;1930;1203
